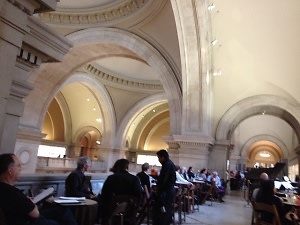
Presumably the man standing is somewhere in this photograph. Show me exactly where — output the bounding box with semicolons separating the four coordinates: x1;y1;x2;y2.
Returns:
136;162;151;199
0;153;77;225
153;149;176;225
65;156;95;199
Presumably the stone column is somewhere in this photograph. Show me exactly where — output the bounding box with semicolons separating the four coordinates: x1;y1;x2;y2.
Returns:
0;1;72;172
0;1;32;153
209;142;231;180
164;135;212;172
171;0;213;137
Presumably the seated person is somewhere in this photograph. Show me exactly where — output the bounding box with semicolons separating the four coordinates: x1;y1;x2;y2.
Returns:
187;166;195;181
251;172;269;201
0;153;77;225
209;171;225;202
256;179;290;225
199;168;208;181
65;156;95;199
100;159;143;225
175;165;194;188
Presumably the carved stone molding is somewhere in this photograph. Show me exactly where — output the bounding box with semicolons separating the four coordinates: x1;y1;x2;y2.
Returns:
84;63;163;91
38;0;150;27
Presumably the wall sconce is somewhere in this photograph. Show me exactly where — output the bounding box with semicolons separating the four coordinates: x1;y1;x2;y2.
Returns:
212;69;222;76
211;39;218;46
208;3;215;11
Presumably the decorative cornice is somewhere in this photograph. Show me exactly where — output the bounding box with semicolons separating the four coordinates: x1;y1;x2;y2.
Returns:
23;16;73;62
84;63;163;91
38;0;150;27
8;0;58;15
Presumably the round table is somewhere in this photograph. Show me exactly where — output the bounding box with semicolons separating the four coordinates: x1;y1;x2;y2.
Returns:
54;198;98;225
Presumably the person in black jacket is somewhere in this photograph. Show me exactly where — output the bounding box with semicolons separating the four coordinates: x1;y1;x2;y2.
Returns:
0;153;77;225
65;156;95;199
100;159;143;225
136;162;151;200
153;149;176;225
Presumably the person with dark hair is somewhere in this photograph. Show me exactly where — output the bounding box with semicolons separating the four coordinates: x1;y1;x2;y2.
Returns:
187;166;195;181
199;168;208;181
0;153;77;225
100;158;143;225
65;156;95;199
153;149;176;225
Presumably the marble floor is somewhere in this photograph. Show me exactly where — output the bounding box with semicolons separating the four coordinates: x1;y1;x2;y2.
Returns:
178;190;253;225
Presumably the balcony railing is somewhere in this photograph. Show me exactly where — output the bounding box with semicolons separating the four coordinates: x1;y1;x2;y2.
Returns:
36;157;107;173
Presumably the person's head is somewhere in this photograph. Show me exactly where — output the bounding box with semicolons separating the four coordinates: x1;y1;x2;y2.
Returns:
0;153;22;184
141;163;149;172
260;172;269;181
156;149;169;165
175;165;181;172
260;179;275;195
188;166;193;172
200;168;207;174
110;158;129;173
212;171;218;177
77;156;90;172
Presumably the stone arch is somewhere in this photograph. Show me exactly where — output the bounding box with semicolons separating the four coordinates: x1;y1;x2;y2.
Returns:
74;126;102;146
73;125;102;158
115;93;167;149
240;135;288;159
67;27;182;135
216;95;300;144
47;72;116;148
23;28;181;143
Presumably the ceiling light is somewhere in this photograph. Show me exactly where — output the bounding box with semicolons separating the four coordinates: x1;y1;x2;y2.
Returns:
93;107;96;111
152;109;156;113
86;98;90;102
96;118;102;123
259;151;271;158
96;140;101;145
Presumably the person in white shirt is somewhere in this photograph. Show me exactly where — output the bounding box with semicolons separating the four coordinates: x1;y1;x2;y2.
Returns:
175;166;194;188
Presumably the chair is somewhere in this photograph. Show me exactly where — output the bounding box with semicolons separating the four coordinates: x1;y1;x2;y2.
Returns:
108;195;139;225
0;208;7;225
173;185;185;224
199;183;213;206
252;201;281;225
109;202;129;225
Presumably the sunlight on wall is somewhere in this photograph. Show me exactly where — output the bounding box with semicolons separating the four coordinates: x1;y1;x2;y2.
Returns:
38;145;66;158
289;164;299;182
137;154;160;166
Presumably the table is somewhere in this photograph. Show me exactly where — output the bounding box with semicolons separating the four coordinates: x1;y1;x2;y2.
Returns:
54;198;98;225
